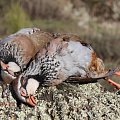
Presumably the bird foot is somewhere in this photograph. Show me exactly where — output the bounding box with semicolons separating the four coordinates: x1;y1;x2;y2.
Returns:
106;71;120;90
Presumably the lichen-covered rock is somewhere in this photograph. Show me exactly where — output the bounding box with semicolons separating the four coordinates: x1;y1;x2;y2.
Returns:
0;82;120;120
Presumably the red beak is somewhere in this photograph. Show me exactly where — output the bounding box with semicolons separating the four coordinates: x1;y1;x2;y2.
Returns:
20;87;36;107
0;61;9;70
26;95;36;107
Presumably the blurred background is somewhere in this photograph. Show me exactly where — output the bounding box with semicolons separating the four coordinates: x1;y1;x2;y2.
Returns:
0;0;120;67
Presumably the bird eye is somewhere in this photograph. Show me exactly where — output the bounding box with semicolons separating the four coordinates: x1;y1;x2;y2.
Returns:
14;72;21;76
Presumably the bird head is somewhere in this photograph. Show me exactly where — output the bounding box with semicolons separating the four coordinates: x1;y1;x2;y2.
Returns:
11;75;39;107
0;61;21;84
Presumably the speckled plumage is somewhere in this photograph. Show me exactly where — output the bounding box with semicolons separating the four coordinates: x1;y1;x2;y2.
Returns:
20;35;107;87
0;28;53;71
0;28;53;98
12;34;112;107
7;31;120;107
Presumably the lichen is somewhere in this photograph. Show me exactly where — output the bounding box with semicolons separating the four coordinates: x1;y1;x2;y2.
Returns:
0;82;120;119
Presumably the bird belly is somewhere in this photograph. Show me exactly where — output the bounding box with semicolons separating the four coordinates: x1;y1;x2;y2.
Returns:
57;41;93;77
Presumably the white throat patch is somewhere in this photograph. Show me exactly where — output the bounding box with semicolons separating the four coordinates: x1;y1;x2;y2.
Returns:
8;62;20;72
26;78;39;95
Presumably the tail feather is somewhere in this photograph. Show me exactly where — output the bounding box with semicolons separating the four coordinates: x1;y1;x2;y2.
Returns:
65;68;120;91
65;76;98;84
65;68;120;86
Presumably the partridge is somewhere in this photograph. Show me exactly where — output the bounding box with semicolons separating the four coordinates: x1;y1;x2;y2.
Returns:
0;28;53;97
11;34;120;107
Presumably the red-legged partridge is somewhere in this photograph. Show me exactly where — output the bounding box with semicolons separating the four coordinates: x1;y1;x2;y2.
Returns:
11;34;120;107
0;28;53;97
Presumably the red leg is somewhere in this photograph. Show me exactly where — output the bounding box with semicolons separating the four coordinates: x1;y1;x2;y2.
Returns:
107;79;120;89
114;71;120;76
